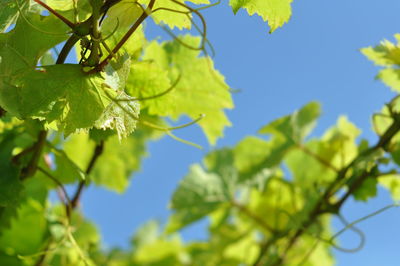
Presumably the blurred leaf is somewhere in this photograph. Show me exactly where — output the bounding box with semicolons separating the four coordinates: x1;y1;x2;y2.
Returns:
258;101;321;144
167;164;237;232
379;174;400;201
352;177;378;202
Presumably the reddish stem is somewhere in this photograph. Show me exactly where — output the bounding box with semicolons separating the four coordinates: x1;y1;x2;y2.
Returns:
87;0;156;74
34;0;75;28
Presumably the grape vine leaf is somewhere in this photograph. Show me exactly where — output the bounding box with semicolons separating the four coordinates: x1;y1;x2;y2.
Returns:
0;199;47;256
247;183;299;232
379;174;400;201
0;12;67;74
233;136;270;174
352;177;378;201
0;0;26;32
236;102;321;179
286;116;361;188
0;64;121;136
0;130;23;208
94;91;140;140
258;101;320;144
0;120;49;232
362;34;400;92
52;145;87;184
132;235;184;265
106;0;142;29
139;0;210;30
132;220;160;248
229;0;293;33
132;35;233;144
167;164;237;232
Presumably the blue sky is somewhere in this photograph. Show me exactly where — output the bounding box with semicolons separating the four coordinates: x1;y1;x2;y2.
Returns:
80;1;400;265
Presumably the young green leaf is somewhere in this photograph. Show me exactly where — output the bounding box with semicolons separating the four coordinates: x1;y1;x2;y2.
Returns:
168;163;237;232
362;34;400;92
138;35;233;144
229;0;294;33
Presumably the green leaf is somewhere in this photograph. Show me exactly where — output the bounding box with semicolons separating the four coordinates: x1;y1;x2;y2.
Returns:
223;234;259;264
259;101;321;144
247;182;300;233
362;34;400;92
139;35;233;144
0;130;23;208
377;68;400;92
204;148;235;178
0;0;26;32
233;136;270;174
52;145;86;184
0;12;67;74
286;117;361;187
94;91;140;140
352;177;378;202
126;61;173;114
139;0;210;30
40;50;55;66
0;64;122;135
0;198;47;256
321;116;361;167
286;140;336;187
167;164;236;232
229;0;293;33
106;0;142;29
132;235;184;265
131;220;160;248
71;216;101;250
379;174;400;201
361;34;400;67
44;0;79;11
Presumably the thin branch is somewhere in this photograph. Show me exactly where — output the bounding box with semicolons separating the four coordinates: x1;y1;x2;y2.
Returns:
33;0;75;28
20;130;47;180
117;74;182;102
37;166;72;207
56;34;80;64
88;0;157;73
70;141;105;209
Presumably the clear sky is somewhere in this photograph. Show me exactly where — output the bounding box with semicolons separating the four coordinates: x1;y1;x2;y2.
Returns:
80;1;400;265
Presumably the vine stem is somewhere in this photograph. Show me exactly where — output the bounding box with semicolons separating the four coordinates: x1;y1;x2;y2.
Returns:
33;0;75;28
70;141;105;210
20;130;47;180
87;0;157;73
